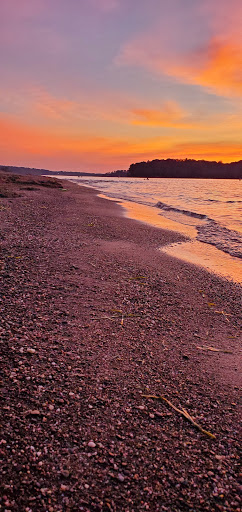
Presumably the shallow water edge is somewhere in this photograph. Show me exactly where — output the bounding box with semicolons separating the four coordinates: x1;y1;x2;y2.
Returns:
99;193;242;285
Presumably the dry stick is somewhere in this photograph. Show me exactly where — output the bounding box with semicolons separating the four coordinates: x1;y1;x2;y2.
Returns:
197;345;233;354
143;394;216;440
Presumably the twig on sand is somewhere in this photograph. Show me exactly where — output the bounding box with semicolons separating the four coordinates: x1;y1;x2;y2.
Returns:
197;345;233;354
214;310;232;322
143;394;216;440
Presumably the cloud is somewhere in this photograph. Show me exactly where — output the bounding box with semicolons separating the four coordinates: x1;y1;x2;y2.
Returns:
167;39;242;96
131;101;190;128
117;36;242;97
1;114;241;173
116;0;242;97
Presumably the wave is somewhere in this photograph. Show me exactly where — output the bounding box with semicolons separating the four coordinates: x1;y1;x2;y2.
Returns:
155;201;211;220
197;221;242;259
155;201;242;259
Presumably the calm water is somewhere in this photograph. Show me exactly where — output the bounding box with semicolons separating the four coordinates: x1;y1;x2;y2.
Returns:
60;176;242;283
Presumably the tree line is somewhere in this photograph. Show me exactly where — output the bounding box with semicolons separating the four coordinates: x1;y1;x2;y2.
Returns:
127;159;242;179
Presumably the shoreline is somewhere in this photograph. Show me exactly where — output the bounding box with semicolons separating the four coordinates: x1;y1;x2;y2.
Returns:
97;192;242;286
65;177;242;285
1;175;241;511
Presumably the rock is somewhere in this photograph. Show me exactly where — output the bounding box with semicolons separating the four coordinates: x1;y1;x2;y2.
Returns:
88;441;96;448
61;470;70;478
60;484;69;491
118;473;125;482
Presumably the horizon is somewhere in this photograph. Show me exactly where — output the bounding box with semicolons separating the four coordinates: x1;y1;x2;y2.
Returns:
0;0;242;173
1;156;242;177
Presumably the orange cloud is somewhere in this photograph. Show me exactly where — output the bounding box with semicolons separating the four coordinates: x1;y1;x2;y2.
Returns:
169;39;242;96
117;36;242;97
33;90;78;120
0;115;169;157
0;115;241;171
131;102;190;128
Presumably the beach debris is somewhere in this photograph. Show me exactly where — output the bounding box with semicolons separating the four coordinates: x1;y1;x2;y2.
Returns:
197;345;233;354
120;314;124;326
129;275;146;281
214;310;232;322
142;394;216;439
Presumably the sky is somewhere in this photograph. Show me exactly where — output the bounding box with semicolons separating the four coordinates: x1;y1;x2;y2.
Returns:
0;0;242;172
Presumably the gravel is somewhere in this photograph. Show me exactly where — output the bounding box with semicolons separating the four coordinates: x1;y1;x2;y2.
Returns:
0;174;241;511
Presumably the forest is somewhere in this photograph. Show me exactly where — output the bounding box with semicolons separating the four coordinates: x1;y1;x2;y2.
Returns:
128;159;242;179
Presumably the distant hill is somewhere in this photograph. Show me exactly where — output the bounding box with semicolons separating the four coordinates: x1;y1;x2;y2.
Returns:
0;165;128;177
128;159;242;179
0;165;52;176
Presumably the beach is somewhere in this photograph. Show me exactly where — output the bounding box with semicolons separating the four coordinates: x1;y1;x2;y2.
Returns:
1;175;241;511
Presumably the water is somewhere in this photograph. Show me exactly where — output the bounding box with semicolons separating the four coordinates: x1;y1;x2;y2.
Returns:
59;176;242;283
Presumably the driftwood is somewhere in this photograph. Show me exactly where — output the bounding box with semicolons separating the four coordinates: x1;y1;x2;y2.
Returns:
197;345;233;354
143;394;216;440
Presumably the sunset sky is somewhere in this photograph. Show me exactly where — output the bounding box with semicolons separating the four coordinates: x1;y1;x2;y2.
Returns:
0;0;242;172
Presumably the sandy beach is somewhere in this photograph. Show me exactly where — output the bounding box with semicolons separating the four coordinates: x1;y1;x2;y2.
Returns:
1;174;241;512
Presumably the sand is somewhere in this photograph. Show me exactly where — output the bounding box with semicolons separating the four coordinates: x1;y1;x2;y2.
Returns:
0;174;241;511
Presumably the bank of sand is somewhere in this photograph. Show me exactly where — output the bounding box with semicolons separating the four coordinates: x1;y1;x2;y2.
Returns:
0;174;241;511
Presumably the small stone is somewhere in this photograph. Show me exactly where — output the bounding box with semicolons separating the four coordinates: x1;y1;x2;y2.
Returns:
118;473;125;482
27;348;36;354
60;484;69;491
88;441;96;448
61;470;70;478
26;410;41;416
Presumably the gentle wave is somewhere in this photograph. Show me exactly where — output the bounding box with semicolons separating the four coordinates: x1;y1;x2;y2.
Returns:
155;201;211;220
197;222;242;259
155;201;242;259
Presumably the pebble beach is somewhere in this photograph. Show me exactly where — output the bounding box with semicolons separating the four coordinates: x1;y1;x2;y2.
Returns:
0;174;241;512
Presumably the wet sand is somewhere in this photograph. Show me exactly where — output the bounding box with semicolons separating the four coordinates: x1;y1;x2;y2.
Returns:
0;174;241;511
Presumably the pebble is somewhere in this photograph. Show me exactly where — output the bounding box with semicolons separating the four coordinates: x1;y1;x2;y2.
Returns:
88;441;96;448
118;473;125;482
